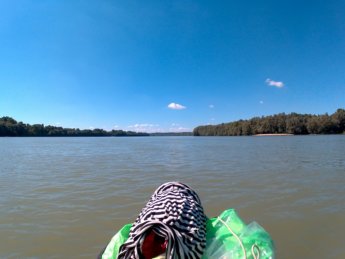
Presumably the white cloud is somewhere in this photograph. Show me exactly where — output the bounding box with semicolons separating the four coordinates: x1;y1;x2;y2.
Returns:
128;123;158;129
168;102;186;110
127;123;161;133
169;126;191;132
265;78;284;88
127;122;191;133
209;104;215;108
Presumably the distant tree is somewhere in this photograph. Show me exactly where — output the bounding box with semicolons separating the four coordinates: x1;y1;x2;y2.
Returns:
0;116;149;137
241;121;252;135
331;109;345;133
317;114;337;134
0;116;17;125
306;116;321;134
286;115;308;135
193;109;345;136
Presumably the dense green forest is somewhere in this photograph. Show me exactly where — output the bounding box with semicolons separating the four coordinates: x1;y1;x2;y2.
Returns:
0;117;149;137
193;109;345;136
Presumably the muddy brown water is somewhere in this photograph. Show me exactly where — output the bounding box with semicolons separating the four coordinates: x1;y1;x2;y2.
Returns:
1;136;344;258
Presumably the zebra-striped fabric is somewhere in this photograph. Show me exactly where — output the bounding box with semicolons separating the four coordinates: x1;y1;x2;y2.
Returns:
118;182;207;259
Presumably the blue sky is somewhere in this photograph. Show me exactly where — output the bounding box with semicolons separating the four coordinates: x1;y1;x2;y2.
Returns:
1;1;344;132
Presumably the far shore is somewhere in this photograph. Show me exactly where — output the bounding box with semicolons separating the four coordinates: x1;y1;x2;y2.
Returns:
254;133;294;136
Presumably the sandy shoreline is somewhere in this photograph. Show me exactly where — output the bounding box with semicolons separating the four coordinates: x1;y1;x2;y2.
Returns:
254;133;294;136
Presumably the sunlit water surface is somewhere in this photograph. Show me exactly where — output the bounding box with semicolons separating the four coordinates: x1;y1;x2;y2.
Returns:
0;136;344;258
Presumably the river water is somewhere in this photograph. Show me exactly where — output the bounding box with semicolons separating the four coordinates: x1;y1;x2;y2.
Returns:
0;136;344;258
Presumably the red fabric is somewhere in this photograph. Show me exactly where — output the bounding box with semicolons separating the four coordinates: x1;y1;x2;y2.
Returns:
141;230;167;259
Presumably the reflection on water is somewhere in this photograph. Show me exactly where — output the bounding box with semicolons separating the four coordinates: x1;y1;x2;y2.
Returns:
0;136;344;258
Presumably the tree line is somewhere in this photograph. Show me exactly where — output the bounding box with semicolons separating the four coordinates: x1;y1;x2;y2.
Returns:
193;108;345;136
150;132;193;136
0;117;149;137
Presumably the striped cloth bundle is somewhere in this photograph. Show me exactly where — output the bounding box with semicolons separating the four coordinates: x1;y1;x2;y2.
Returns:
118;182;207;259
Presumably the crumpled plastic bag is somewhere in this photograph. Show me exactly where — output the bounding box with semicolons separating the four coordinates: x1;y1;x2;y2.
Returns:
101;224;131;259
202;209;275;259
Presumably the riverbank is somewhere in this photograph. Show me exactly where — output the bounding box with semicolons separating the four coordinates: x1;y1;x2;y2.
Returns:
255;133;294;136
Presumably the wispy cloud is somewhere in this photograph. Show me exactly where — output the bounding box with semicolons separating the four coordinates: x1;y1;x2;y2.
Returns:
265;78;284;88
169;126;191;132
259;100;264;104
126;122;191;133
168;102;186;110
127;123;161;133
209;104;215;108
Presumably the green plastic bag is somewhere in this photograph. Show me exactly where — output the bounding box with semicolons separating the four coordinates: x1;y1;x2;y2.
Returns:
102;223;131;259
202;209;275;259
102;209;275;259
